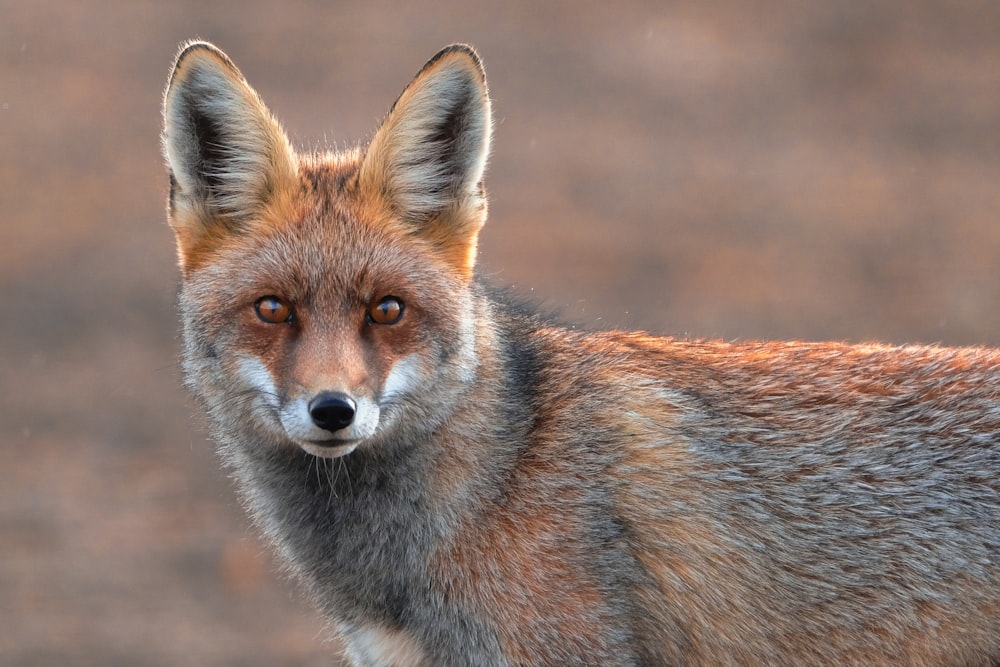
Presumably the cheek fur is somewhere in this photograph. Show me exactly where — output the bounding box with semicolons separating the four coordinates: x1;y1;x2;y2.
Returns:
381;354;425;401
235;357;280;404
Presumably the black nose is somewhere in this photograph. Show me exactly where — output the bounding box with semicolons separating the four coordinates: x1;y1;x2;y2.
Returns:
308;392;356;432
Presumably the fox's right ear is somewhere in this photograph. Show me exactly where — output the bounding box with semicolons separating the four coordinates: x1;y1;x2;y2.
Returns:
162;41;298;272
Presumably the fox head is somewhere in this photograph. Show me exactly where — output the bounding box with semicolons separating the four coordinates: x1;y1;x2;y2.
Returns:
162;42;492;459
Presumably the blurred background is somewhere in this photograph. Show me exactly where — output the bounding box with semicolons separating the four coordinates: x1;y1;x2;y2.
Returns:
4;1;1000;665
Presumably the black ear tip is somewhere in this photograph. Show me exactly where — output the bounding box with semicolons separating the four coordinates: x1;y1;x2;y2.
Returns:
438;43;480;60
420;43;486;80
177;40;220;58
168;40;242;89
174;39;231;64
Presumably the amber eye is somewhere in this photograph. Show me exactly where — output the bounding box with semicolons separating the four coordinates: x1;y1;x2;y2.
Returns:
368;296;404;325
254;296;293;324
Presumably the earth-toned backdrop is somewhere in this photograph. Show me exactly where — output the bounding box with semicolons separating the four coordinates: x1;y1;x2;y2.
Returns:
4;2;1000;665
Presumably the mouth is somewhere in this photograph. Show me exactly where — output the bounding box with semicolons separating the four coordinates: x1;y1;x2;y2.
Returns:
297;440;359;459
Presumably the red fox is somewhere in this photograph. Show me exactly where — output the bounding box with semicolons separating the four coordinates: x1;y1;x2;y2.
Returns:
162;41;1000;666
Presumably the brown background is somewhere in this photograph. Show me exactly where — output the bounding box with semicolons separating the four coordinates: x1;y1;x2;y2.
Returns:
4;2;1000;665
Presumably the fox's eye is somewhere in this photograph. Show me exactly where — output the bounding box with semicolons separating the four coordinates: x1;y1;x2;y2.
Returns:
368;296;404;325
254;296;293;324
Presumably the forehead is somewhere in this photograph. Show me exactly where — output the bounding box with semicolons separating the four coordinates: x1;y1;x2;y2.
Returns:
224;161;439;298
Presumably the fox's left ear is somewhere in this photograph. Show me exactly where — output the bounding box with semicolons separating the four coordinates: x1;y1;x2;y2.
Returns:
359;45;492;278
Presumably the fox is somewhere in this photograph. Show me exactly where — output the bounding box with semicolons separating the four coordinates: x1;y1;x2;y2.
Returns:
161;40;1000;666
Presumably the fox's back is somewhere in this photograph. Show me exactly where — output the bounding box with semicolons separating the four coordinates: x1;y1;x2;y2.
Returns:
547;332;1000;664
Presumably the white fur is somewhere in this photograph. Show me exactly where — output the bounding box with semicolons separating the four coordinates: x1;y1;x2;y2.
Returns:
454;292;479;384
381;354;425;401
235;357;279;408
342;622;427;667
